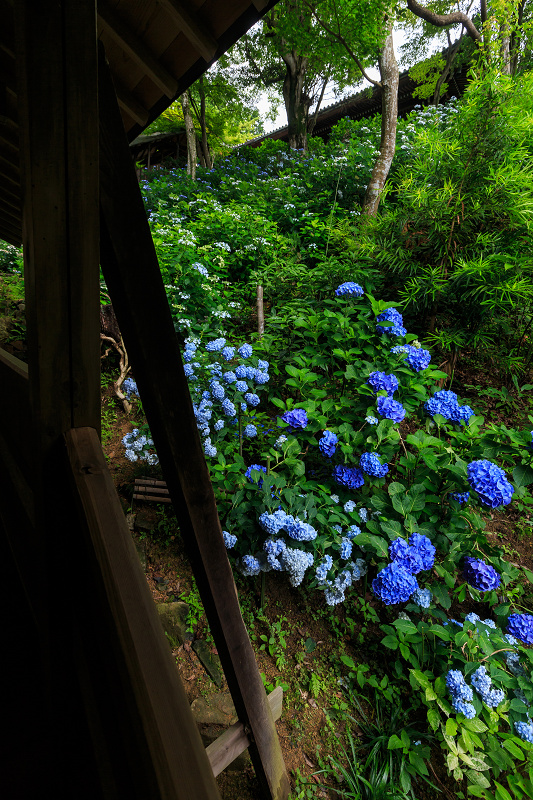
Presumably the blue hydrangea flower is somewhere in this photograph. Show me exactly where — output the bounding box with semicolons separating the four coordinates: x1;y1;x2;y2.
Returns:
330;494;340;504
451;698;477;718
344;501;356;513
359;451;389;478
424;390;474;425
183;364;195;378
409;532;436;571
221;398;236;418
222;371;237;384
285;517;317;542
463;557;501;592
274;435;287;450
359;508;369;522
365;416;379;425
316;555;333;583
333;465;365;490
411;587;432;608
470;665;505;707
404;345;431;372
203;438;217;457
238;343;253;359
223;530;237;549
259;509;293;536
244;392;260;407
214;419;224;432
241;554;262;576
367;371;398;396
210;381;225;401
467;460;514;508
507;614;533;645
235;380;248;393
372;562;419;604
335;282;364;297
446;670;474;701
280;547;314;587
205;338;226;352
254;371;269;385
319;430;338;457
449;491;470;505
282;408;308;429
339;537;353;560
221;346;235;361
263;537;286;570
389;538;424;575
257;359;269;370
235;365;248;380
376;308;407;337
377;396;406;423
515;720;533;743
244;424;257;438
245;464;267;487
347;524;361;539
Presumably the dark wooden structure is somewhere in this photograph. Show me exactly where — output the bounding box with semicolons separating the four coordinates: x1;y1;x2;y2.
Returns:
247;57;470;147
0;2;290;799
131;130;187;172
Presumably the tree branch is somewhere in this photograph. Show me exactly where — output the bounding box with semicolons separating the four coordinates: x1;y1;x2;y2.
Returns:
302;0;381;87
405;0;482;42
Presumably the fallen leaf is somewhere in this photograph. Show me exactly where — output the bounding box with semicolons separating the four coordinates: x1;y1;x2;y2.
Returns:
303;754;315;768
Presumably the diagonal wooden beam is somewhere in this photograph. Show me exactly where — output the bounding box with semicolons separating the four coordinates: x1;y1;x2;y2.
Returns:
157;0;217;62
97;1;178;98
113;79;150;127
98;47;289;800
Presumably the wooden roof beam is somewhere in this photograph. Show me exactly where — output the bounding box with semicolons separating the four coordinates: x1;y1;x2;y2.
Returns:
113;81;150;127
157;0;217;62
97;1;178;99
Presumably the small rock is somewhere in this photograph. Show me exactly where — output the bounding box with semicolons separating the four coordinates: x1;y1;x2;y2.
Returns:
190;693;237;726
156;601;189;648
192;639;223;687
135;510;156;533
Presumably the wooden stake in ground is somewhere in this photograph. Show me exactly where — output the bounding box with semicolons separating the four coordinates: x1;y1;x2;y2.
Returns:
257;284;265;337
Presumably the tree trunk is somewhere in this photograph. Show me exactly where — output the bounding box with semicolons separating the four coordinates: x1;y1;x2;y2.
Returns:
432;32;463;105
180;91;196;180
308;73;329;137
198;76;213;169
281;47;310;150
362;28;399;216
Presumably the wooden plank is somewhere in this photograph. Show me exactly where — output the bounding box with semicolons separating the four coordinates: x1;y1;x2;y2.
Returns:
0;349;31;482
207;687;283;778
98;1;178;99
98;49;289;800
114;79;150;127
65;426;222;800
158;0;217;61
16;0;101;462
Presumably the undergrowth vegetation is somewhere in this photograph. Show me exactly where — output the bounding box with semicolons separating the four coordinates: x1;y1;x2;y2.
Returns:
118;66;533;800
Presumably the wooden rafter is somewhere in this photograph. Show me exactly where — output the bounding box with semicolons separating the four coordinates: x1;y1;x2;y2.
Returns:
98;1;178;99
113;80;150;126
157;0;217;62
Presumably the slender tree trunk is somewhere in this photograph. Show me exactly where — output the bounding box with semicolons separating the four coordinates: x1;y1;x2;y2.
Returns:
180;91;196;180
433;32;463;105
362;27;399;216
198;76;213;169
281;47;310;150
308;73;329;136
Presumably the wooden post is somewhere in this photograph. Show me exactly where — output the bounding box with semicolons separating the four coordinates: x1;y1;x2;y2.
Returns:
15;1;102;792
257;284;265;337
98;48;289;800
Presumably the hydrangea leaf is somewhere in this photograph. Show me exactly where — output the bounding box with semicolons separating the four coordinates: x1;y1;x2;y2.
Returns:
462;718;488;733
513;464;533;488
431;582;452;609
427;707;440;732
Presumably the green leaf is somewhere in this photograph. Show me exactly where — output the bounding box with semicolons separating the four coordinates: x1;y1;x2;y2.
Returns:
446;718;458;737
393;619;418;635
410;669;432;690
462;718;488;733
513;464;533;489
429;624;451;641
502;739;525;759
431;582;452;609
447;752;459;771
494;782;513;800
381;635;399;650
467;771;492;789
427;708;440;732
388;734;404;750
304;637;316;653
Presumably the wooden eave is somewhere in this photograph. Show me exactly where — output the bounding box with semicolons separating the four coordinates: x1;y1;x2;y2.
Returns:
0;0;278;247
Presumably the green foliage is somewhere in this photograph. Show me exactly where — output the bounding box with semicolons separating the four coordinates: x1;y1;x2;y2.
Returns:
365;68;533;382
